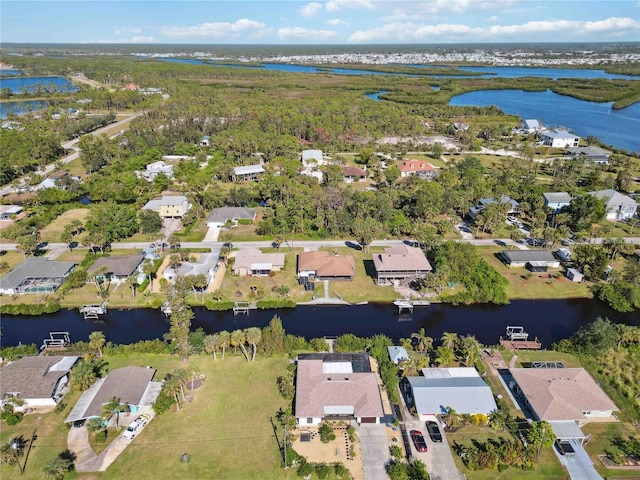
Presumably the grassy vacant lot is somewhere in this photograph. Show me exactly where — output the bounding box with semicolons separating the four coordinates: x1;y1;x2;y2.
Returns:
101;354;293;480
476;246;590;300
39;208;89;243
581;421;640;479
446;424;566;480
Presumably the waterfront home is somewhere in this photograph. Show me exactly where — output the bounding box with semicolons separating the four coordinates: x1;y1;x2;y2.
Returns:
468;195;519;219
86;253;146;284
587;189;638;221
232;164;265;182
341;165;367;183
232;248;285;276
541;130;580;148
0;204;23;220
142;195;191;218
0;257;76;295
405;367;497;421
297;251;356;282
1;356;78;411
205;206;257;229
388;346;410;365
398;159;437;180
543;192;572;214
501;250;560;271
372;244;433;286
294;353;385;426
566;145;610;165
508;368;617;425
521;119;544;133
65;366;162;424
163;250;220;288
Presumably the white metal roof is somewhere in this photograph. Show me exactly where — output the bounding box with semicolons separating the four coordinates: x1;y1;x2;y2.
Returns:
408;376;497;415
234;164;264;175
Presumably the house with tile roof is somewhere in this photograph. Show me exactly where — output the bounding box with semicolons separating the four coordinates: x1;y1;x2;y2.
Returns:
295;353;385;426
1;356;79;410
508;368;617;424
372;244;432;286
588;189;638;221
341;165;367;183
398;159;437;180
297;251;355;281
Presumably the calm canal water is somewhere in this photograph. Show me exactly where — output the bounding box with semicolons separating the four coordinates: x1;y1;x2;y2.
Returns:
2;300;638;348
449;89;640;152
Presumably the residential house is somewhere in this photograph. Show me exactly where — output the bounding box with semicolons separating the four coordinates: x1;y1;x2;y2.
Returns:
341;166;367;183
163;250;220;288
501;250;561;271
297;251;355;282
405;368;497;421
86;253;146;284
521;119;544;133
543;192;572;214
1;356;79;410
294;353;385;426
65;366;162;423
232;248;285;276
388;346;410;365
232;164;265;182
541;130;581;148
372;244;433;286
0;257;76;295
508;368;617;425
35;170;70;191
205;207;257;229
469;195;520;219
0;205;23;220
142;195;191;218
398;159;437;180
566;146;610;165
140;161;174;181
588;189;638;221
301;150;326;183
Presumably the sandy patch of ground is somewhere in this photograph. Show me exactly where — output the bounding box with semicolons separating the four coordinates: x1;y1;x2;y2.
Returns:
292;425;363;480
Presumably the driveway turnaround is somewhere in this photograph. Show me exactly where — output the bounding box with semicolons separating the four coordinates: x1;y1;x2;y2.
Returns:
555;439;603;480
357;424;390;480
405;419;464;480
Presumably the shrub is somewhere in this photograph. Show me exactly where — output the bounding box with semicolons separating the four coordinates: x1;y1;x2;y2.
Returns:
0;343;38;360
315;463;330;479
297;460;313;478
1;405;24;425
204;300;235;311
95;429;107;443
0;299;60;315
256;299;296;309
390;445;403;459
335;463;349;479
319;422;336;443
153;390;176;415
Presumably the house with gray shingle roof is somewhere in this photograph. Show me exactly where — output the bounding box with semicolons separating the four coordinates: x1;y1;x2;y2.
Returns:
566;145;610;165
543;192;572;214
1;356;79;410
205;207;256;228
501;250;560;270
588;189;638;221
0;257;76;295
86;253;145;283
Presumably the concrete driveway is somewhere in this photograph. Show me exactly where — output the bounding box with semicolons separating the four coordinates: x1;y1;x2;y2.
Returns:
405;419;464;480
554;439;603;480
357;424;390;480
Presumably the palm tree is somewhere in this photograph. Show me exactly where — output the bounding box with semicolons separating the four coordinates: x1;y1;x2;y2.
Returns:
204;334;221;360
440;332;459;352
142;261;156;291
218;331;231;359
125;274;137;299
102;396;122;428
245;327;262;362
435;346;455;366
89;331;106;357
163;375;181;411
174;369;189;402
411;328;433;354
461;335;482;366
42;455;72;480
230;329;249;361
86;417;105;436
70;361;97;391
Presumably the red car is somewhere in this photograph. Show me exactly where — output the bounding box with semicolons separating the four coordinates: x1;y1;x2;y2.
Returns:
410;429;428;452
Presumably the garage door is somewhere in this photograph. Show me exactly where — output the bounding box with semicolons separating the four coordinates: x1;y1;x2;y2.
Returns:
360;417;377;423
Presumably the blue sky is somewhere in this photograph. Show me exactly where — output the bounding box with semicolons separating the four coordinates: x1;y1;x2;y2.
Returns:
1;1;639;44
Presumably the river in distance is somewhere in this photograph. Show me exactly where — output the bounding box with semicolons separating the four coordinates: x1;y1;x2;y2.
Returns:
2;299;638;349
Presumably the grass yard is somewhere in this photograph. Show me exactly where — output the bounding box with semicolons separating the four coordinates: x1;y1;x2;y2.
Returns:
0;390;82;480
446;424;566;480
476;246;591;300
39;208;88;243
100;354;293;480
498;349;583;368
581;421;640;479
0;250;26;274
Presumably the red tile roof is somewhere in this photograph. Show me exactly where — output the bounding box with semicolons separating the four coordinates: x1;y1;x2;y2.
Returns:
399;159;435;173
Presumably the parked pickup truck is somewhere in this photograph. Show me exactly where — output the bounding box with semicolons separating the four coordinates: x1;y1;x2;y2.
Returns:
555;439;576;457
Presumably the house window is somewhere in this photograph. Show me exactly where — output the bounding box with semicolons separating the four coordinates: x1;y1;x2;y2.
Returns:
307;418;313;424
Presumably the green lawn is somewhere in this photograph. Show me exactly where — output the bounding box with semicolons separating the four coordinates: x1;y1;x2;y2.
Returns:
476;246;591;300
498;349;583;368
0;250;26;274
581;421;640;479
39;208;89;243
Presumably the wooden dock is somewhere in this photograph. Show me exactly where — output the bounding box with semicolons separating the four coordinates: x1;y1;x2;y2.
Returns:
393;298;430;314
40;332;71;353
499;336;542;351
233;301;257;315
79;301;108;319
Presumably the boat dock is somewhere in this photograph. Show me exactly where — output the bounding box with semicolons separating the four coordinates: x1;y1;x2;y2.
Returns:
40;332;71;353
79;301;108;320
393;298;430;314
499;325;542;350
233;301;257;315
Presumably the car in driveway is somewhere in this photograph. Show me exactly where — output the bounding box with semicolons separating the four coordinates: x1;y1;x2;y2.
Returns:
122;414;150;440
555;439;576;457
425;421;443;442
410;429;428;452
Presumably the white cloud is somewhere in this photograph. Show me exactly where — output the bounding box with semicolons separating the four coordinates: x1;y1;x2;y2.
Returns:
300;2;323;17
349;16;640;42
278;26;339;40
328;18;348;26
114;27;142;35
487;16;500;22
326;0;373;13
161;19;268;39
86;36;156;44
